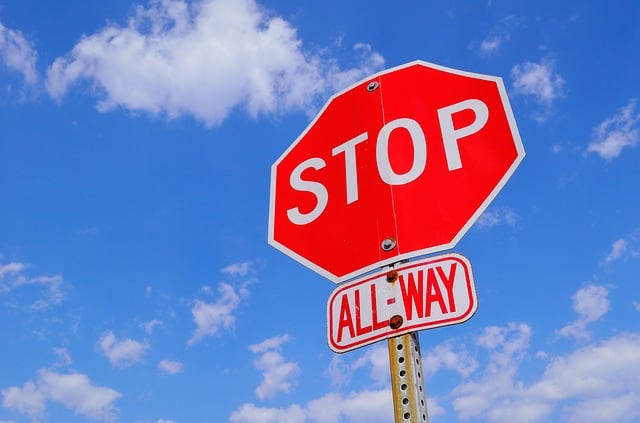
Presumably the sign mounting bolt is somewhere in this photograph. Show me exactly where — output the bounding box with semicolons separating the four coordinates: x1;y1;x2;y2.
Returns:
367;81;379;91
386;270;399;283
389;315;404;329
381;238;396;251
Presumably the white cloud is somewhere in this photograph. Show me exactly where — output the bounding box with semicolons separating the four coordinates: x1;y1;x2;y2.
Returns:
230;390;394;423
451;319;640;423
479;16;520;55
249;334;290;353
1;380;45;420
477;207;518;228
0;262;26;279
39;370;121;421
158;360;183;375
558;285;610;340
565;393;640;423
15;275;66;310
249;334;300;400
325;344;389;387
0;260;68;309
97;331;150;367
230;390;446;423
0;21;38;84
511;59;565;103
325;355;352;387
222;261;253;277
587;99;640;160
188;282;248;345
230;319;640;423
452;323;534;421
2;370;121;422
230;403;306;423
53;347;73;368
634;302;640;312
604;238;628;264
350;344;390;386
233;334;452;423
45;0;384;127
423;341;478;378
480;38;501;55
140;319;163;334
511;59;565;121
529;334;640;422
306;390;393;423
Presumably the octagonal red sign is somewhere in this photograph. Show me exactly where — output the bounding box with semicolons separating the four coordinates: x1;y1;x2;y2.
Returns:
269;60;524;283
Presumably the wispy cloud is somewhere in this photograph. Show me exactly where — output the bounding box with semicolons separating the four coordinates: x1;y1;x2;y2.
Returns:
0;260;68;309
158;360;184;375
453;323;536;421
188;282;247;345
477;207;518;228
96;331;150;368
0;262;26;278
188;261;256;345
325;344;389;387
249;334;300;400
478;16;521;56
511;58;565;122
603;238;628;264
349;344;390;386
1;369;121;422
512;59;565;103
423;341;478;378
230;390;395;423
222;261;254;277
53;347;73;368
587;99;640;160
557;285;610;340
140;319;163;334
45;0;384;127
0;21;38;85
451;325;640;423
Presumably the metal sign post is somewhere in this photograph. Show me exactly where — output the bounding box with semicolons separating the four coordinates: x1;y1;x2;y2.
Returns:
389;333;428;422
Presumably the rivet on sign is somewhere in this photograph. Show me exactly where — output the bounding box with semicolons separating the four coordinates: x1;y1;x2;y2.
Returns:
386;271;398;283
366;81;379;91
381;238;396;251
389;315;404;329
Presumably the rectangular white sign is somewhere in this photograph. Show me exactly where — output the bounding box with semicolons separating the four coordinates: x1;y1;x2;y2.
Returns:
327;253;477;353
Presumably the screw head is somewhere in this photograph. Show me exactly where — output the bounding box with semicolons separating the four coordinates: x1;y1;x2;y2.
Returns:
381;238;396;251
386;271;398;283
389;315;404;329
366;81;379;91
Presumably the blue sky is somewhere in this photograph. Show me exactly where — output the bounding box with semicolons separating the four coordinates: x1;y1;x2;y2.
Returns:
1;0;639;422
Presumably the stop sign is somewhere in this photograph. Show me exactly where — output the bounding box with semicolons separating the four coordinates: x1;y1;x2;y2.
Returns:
269;60;524;283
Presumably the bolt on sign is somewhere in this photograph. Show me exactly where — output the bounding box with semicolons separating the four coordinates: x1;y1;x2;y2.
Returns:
327;254;477;353
269;60;525;283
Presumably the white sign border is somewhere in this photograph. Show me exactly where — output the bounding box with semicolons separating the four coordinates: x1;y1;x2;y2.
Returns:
326;253;478;354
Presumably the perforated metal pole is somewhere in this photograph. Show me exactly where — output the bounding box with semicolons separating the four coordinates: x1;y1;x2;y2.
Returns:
388;332;428;423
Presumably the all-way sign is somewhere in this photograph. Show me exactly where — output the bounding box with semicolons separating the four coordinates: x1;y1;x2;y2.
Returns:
327;254;477;353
